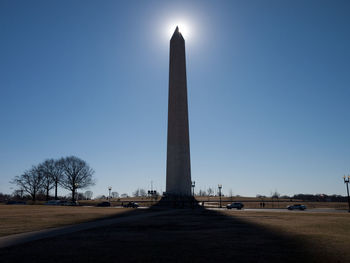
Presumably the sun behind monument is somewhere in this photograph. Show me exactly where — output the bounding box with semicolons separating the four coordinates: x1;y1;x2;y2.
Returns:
167;22;191;39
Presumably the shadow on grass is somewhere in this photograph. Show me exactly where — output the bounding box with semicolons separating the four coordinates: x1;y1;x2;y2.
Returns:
0;204;323;263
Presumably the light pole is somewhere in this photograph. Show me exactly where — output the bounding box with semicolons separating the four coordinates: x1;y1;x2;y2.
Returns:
148;190;157;204
191;181;196;209
343;175;350;213
108;186;112;202
218;184;222;208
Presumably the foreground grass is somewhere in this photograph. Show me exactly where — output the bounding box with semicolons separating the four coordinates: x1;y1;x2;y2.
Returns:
221;210;350;261
1;206;349;262
0;205;130;237
1;208;349;262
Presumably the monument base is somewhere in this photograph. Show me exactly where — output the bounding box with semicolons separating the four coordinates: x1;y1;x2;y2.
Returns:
153;194;200;208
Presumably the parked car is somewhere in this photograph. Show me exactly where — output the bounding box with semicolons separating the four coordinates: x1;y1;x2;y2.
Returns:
123;202;139;208
97;201;111;207
287;204;306;210
44;200;62;206
61;201;79;206
6;201;26;205
226;202;244;210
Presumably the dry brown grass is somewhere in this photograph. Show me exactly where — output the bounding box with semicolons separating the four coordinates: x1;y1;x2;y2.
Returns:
0;207;349;262
195;196;348;209
221;210;350;260
0;205;130;237
203;201;348;209
83;196;348;209
2;208;349;262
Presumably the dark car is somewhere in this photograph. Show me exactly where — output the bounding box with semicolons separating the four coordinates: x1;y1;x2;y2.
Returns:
287;204;306;210
45;200;62;206
61;201;79;206
123;202;139;208
6;201;26;205
97;201;111;207
226;202;244;210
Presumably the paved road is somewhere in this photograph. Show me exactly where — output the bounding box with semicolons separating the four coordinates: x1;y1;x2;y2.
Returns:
0;209;176;249
207;207;348;213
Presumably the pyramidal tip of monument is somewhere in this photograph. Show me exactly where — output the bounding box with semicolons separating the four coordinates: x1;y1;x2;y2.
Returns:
171;26;183;40
173;26;180;35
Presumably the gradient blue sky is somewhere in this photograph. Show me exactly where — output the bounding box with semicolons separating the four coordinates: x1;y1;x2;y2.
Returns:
1;0;349;197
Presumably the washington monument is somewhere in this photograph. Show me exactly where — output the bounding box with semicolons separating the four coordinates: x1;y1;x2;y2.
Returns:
166;27;192;196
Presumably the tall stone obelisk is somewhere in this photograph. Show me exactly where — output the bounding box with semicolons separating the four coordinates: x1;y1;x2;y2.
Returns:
166;27;192;196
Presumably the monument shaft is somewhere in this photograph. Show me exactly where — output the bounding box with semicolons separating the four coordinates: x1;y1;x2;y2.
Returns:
166;27;192;196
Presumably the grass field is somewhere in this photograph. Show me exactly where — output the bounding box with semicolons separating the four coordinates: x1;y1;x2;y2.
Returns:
0;206;349;262
4;196;346;209
221;210;350;261
77;197;348;209
0;205;130;237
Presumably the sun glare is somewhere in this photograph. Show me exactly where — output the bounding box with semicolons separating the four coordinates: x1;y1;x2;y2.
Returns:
167;21;191;39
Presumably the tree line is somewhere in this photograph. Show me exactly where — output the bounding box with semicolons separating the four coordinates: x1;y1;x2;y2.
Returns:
11;156;95;201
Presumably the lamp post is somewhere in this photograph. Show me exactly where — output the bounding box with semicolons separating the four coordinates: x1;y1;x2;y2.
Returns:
343;175;350;213
108;186;112;202
191;181;196;209
218;184;222;208
148;190;157;204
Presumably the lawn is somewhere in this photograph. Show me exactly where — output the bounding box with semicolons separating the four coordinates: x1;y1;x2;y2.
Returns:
79;197;348;209
0;207;349;262
221;210;350;261
0;205;130;237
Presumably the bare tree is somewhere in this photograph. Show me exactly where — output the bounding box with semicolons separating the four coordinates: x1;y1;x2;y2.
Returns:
111;192;119;198
229;189;233;197
271;190;280;199
11;166;45;201
229;189;233;202
38;160;56;201
133;188;140;197
77;192;85;200
207;187;214;196
52;159;64;199
84;190;93;200
59;156;95;201
270;190;281;208
0;193;11;202
198;189;207;196
132;188;147;197
12;189;24;199
36;159;64;200
139;189;147;197
120;193;128;198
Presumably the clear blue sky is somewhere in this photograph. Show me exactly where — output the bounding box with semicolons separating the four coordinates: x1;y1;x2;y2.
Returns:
1;0;349;198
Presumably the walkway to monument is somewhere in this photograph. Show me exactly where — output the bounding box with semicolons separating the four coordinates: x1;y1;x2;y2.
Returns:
0;208;177;249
